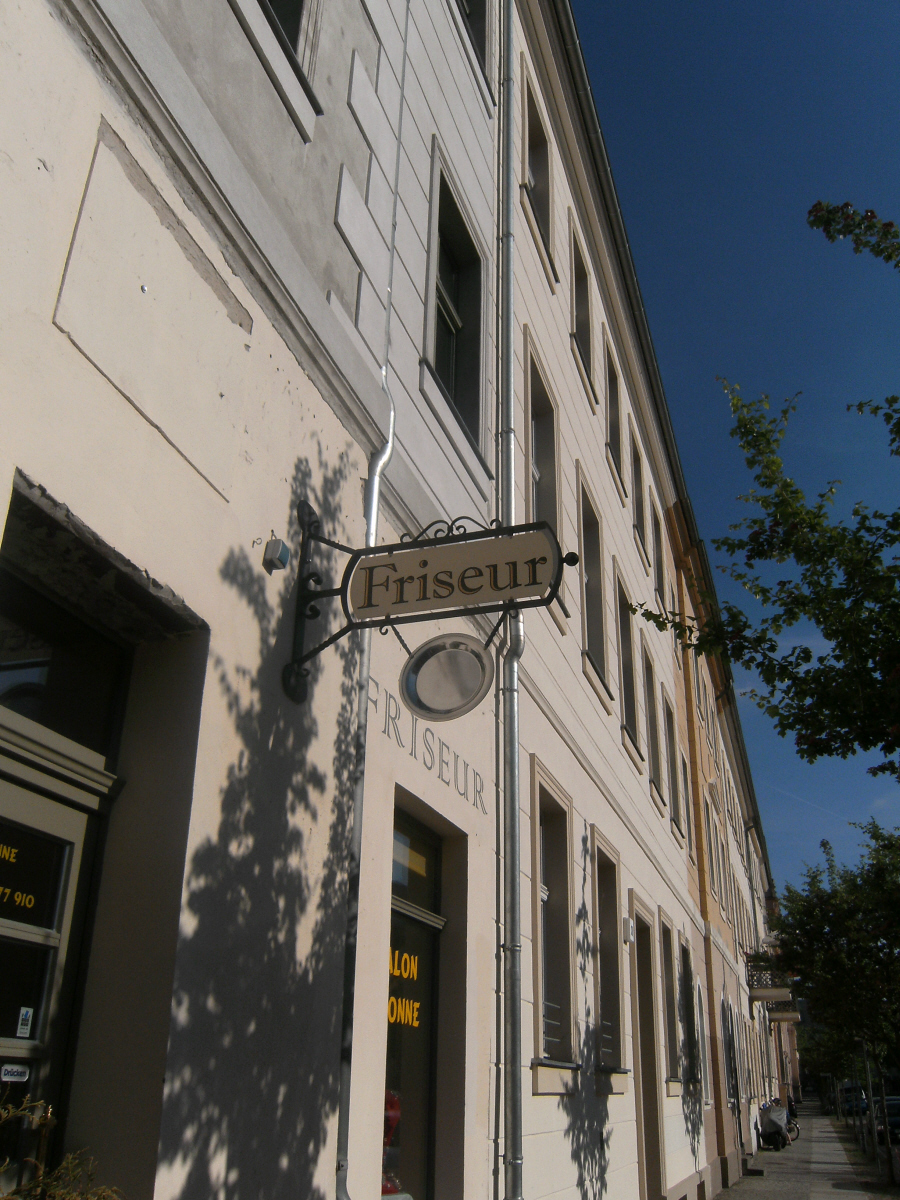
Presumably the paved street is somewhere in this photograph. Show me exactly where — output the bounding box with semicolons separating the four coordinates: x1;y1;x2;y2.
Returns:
730;1102;896;1199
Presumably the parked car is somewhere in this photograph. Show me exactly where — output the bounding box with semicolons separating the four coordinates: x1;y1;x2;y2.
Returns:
874;1097;900;1145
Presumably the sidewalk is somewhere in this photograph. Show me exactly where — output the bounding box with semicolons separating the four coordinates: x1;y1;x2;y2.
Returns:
728;1101;897;1199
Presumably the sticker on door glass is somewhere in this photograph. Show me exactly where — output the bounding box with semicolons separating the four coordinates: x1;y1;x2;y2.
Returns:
16;1008;33;1038
1;1063;29;1083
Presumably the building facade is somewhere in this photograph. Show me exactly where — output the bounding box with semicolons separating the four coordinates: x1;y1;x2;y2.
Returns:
0;0;797;1196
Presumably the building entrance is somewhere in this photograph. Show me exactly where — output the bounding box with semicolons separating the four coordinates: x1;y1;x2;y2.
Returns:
382;810;444;1200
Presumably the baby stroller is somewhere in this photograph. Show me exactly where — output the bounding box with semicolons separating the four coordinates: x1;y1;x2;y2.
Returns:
759;1099;789;1150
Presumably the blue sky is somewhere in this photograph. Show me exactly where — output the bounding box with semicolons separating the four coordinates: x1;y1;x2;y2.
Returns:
569;0;900;890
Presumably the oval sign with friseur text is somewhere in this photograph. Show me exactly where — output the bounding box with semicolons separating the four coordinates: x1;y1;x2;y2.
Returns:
344;525;561;623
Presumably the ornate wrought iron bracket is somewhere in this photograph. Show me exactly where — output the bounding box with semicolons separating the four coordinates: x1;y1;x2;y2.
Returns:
280;502;578;704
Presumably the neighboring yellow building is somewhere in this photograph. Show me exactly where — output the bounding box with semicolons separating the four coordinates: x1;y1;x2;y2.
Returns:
0;0;796;1196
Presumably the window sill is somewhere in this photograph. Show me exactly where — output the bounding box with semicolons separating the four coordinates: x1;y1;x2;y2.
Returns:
570;333;598;412
596;1067;630;1096
531;1058;580;1095
546;592;568;635
444;0;495;115
226;0;319;141
633;526;651;576
582;653;613;714
621;725;644;772
520;185;558;292
671;819;686;849
419;359;493;502
606;445;627;507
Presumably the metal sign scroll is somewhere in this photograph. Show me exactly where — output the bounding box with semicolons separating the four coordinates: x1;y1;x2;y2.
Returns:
282;508;577;702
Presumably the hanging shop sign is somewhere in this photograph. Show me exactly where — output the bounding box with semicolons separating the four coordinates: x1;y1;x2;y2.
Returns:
281;505;578;702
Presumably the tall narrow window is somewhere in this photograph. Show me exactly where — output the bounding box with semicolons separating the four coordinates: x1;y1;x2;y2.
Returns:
661;923;679;1080
680;944;698;1084
664;699;681;831
433;178;481;440
581;489;604;677
644;651;661;792
455;0;485;65
594;845;621;1067
682;757;693;856
529;361;557;531
705;800;716;895
572;237;591;373
607;354;621;476
632;440;646;549
697;983;711;1105
526;85;551;251
652;507;664;597
262;0;304;56
617;581;637;743
536;786;572;1061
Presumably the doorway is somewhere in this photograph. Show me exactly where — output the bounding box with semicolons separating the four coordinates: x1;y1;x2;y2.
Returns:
633;912;664;1200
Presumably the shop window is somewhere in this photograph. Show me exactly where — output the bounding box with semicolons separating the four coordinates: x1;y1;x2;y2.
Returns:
643;651;661;793
663;699;681;832
580;489;605;679
660;922;679;1080
433;177;482;442
534;781;572;1063
617;581;638;745
632;439;646;550
572;236;591;374
607;354;622;477
0;572;129;758
593;843;621;1067
528;360;557;531
525;84;551;253
384;811;443;1199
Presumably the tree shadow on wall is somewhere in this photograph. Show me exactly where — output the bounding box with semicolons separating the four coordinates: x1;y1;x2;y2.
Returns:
156;443;359;1200
680;959;704;1172
559;826;611;1200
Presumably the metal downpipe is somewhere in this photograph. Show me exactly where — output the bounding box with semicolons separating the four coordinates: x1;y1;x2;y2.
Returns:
335;0;410;1186
499;0;523;1190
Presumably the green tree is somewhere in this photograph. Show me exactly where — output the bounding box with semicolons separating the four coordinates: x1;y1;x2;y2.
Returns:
639;202;900;780
773;821;900;1066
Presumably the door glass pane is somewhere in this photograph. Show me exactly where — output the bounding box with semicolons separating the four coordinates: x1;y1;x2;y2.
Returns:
0;818;66;930
0;937;52;1040
383;911;438;1200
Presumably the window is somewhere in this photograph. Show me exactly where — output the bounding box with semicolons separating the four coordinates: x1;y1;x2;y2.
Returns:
534;779;573;1062
528;360;557;531
697;983;711;1105
572;236;591;374
680;944;698;1085
580;489;605;678
664;699;681;831
617;581;638;744
433;178;482;441
705;800;716;895
632;439;646;549
682;757;693;856
594;841;621;1067
263;0;303;51
607;352;622;477
643;651;661;792
525;84;551;252
455;0;486;66
661;921;679;1080
652;506;664;597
